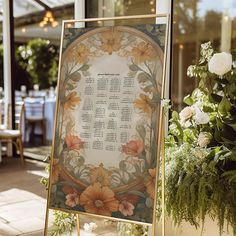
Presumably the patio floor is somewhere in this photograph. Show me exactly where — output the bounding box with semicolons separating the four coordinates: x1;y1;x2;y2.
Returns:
0;157;118;236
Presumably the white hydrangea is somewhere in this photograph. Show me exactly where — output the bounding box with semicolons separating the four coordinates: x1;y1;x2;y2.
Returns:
197;132;212;148
208;52;232;76
179;106;195;122
83;222;98;232
193;105;210;124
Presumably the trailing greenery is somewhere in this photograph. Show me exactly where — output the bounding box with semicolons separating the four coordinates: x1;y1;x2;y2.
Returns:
117;222;148;236
165;42;236;235
41;164;76;236
50;211;76;236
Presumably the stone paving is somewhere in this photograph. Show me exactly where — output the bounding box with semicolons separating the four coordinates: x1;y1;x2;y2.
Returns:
0;157;118;236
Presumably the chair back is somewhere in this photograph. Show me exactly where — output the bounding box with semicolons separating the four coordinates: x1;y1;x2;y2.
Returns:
24;96;45;119
0;99;4;126
0;100;11;128
15;102;25;134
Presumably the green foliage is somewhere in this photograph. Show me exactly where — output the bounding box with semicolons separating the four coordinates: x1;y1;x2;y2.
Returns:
17;38;58;88
40;164;76;235
165;42;236;235
117;222;148;236
50;211;75;236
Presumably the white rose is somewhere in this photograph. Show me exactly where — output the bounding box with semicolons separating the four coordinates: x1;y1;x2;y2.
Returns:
83;222;98;232
179;106;195;122
193;105;210;124
183;120;192;128
197;132;212;147
89;222;98;231
208;52;232;76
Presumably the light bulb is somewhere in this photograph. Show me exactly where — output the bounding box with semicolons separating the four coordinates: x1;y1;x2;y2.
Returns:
39;21;45;27
45;11;52;18
52;21;59;27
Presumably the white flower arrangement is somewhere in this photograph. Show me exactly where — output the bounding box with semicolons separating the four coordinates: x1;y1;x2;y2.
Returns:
192;105;210;125
179;104;210;127
179;106;195;122
83;222;98;232
166;42;236;235
197;132;212;148
208;52;232;76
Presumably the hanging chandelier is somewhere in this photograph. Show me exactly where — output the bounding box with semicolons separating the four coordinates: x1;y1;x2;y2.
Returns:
39;10;58;28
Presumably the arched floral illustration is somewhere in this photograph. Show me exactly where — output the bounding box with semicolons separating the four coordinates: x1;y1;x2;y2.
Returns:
50;25;165;224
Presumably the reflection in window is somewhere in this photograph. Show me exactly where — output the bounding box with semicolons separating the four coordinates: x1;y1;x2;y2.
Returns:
86;0;156;26
172;0;235;110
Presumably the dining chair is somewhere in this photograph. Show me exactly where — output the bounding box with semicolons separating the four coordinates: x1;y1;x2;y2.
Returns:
0;100;10;130
24;96;46;145
0;103;25;166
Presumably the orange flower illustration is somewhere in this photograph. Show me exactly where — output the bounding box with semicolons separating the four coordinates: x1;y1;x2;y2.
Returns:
51;159;61;184
80;183;119;216
62;185;77;194
64;91;81;110
119;200;135;216
75;43;90;64
145;168;156;199
65;134;84;150
65;192;80;207
62;185;80;207
90;163;111;186
122;140;144;156
100;29;123;55
131;41;156;64
134;94;154;114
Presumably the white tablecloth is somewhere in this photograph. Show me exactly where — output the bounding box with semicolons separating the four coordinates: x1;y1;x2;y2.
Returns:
24;98;56;142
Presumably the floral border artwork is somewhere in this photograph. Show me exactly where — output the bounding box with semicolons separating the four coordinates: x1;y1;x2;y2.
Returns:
49;24;166;224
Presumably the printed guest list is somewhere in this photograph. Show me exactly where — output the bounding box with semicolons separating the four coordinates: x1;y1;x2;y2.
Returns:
75;54;141;167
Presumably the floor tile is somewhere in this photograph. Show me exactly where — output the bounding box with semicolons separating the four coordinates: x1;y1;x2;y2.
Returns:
9;218;45;234
0;222;22;236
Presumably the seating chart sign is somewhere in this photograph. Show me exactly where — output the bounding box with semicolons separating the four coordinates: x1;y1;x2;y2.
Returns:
49;21;167;224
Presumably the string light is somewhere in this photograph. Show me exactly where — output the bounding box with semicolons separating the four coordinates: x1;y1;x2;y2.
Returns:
39;10;58;28
21;28;26;33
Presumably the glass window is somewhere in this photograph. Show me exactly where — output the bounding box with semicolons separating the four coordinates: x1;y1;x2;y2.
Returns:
86;0;157;26
14;0;44;17
172;0;236;110
40;0;74;8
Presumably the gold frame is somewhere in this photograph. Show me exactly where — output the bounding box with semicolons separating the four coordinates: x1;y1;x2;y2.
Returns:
44;14;169;236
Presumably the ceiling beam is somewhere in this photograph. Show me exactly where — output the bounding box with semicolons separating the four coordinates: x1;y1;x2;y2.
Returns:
32;0;51;10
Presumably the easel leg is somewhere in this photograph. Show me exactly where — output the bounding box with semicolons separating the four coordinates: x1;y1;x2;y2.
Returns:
161;135;165;236
44;207;50;236
152;114;166;236
76;214;80;236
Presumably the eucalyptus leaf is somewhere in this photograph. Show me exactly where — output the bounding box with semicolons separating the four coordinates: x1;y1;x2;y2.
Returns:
218;97;232;115
183;95;194;106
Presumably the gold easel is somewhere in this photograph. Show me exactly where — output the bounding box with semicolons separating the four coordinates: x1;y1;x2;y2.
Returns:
44;14;169;236
76;214;80;236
